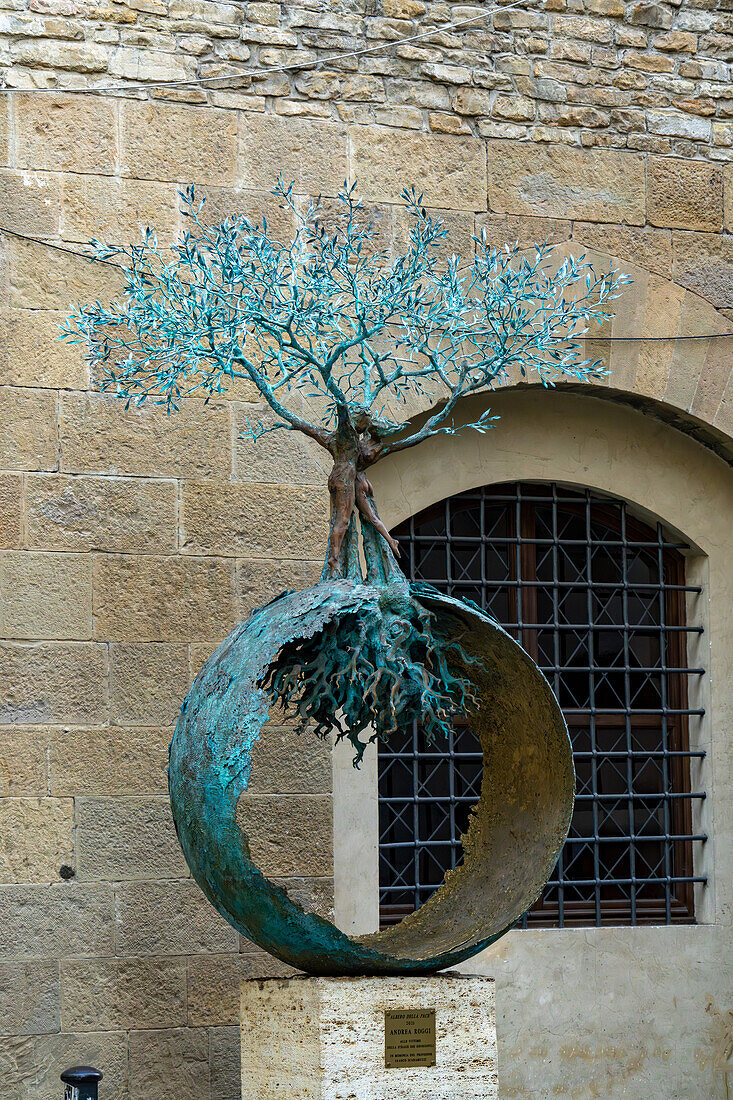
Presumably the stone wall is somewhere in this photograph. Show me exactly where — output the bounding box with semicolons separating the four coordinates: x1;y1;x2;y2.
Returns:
4;0;733;163
1;3;733;1098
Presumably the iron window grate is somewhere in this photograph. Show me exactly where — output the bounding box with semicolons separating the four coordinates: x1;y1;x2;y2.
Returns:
378;482;706;929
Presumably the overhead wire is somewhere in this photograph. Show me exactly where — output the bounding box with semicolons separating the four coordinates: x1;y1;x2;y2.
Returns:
0;0;534;95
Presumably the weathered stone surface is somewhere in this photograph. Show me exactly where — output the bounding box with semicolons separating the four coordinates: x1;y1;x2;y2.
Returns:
60;393;230;479
391;205;476;261
0;475;22;550
0;797;73;884
50;725;170;796
247;722;331;795
7;233;123;310
76;795;188;880
475;211;572;248
109;642;190;725
233;405;330;485
0;884;114;959
0;388;58;472
0;962;59;1035
239;115;348;194
61;174;180;245
0;170;60;237
195;185;296;246
0;308;88;390
121;101;237;184
181;481;328;557
273;876;334;921
0;551;92;640
571;221;673;277
487;141;645;224
240;975;498;1099
115;880;238;956
672;230;733;308
188;951;295;1026
350;125;487;209
94;554;235;642
129;1028;210;1100
0;727;48;797
210;1026;241;1100
647;157;723;231
235;794;333;876
723;165;733;233
60;956;187;1031
26;473;177;553
0;642;107;725
0;1031;128;1100
236;557;322;616
14;94;118;174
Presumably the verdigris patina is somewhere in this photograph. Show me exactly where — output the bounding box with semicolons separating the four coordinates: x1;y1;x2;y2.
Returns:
64;179;627;973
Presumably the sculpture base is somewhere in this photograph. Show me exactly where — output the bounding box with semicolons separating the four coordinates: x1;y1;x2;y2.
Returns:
240;973;498;1099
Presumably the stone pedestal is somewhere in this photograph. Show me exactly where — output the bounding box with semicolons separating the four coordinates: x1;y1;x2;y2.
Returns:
240;973;498;1099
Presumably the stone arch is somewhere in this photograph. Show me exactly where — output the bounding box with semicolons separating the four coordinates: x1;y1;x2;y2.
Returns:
374;244;733;466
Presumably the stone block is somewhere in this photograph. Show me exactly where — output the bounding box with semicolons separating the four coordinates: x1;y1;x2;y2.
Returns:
110;642;190;726
571;221;672;277
691;331;733;424
26;473;177;553
0;883;114;959
0;642;107;725
723;165;733;232
0;797;73;884
0;388;58;472
240;975;498;1099
350;125;487;210
236;557;322;617
60;174;180;246
0;961;59;1035
247;722;331;795
7;233;123;310
0;727;48;796
272;876;334;921
188;952;295;1026
0;475;22;550
0;1031;128;1100
672;230;733;309
193;185;297;244
0;551;92;640
647;156;723;231
0;169;60;237
0;99;8;167
391;205;476;262
210;1026;241;1100
61;956;187;1031
475;211;571;248
0;308;88;390
76;795;188;881
129;1028;209;1100
233;405;330;485
487;141;645;224
115;880;239;956
239;115;348;195
121;101;238;184
14;94;118;174
180;481;329;557
59;392;231;479
50;725;170;796
235;794;333;877
93;554;235;642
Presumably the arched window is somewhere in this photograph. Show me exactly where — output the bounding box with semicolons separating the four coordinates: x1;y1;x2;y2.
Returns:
378;483;706;928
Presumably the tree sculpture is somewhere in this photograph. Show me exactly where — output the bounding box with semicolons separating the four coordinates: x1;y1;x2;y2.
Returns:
65;181;628;974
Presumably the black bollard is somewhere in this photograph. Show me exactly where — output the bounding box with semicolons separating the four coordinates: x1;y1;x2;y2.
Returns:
60;1067;103;1100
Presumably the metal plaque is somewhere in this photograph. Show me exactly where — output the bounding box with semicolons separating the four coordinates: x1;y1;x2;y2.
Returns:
384;1008;436;1068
